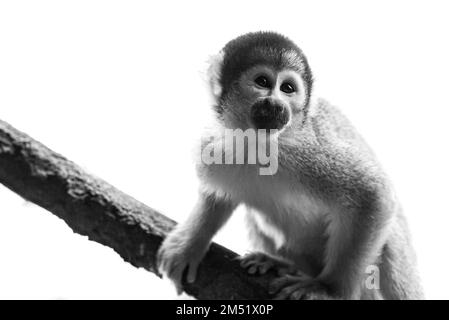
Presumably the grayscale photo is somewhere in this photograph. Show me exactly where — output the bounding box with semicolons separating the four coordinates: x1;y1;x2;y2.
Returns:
0;0;447;305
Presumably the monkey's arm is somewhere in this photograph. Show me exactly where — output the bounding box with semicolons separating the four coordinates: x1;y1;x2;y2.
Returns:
157;192;237;294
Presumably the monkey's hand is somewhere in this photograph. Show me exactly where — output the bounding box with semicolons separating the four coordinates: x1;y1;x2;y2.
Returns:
157;231;209;295
269;271;333;300
239;252;296;275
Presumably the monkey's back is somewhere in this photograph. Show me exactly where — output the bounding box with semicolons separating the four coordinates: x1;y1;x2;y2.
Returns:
310;98;424;299
309;98;377;159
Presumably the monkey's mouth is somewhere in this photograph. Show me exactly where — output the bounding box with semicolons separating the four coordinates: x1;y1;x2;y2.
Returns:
250;99;290;131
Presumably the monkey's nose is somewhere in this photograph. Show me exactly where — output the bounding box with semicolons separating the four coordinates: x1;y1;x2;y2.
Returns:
250;100;290;130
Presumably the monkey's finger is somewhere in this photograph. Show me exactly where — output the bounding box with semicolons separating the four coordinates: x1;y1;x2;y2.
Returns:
248;265;258;274
157;259;169;278
157;250;178;278
290;288;307;300
240;256;262;268
269;275;299;294
274;284;303;300
156;249;164;271
187;261;199;284
258;261;273;274
167;260;184;282
155;251;166;277
169;266;185;295
174;282;183;295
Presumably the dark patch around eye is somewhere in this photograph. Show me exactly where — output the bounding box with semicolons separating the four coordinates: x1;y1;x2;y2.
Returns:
255;76;270;88
280;82;295;93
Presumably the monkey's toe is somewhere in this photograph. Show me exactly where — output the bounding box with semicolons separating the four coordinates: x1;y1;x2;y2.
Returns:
239;252;274;275
239;252;292;275
269;273;329;300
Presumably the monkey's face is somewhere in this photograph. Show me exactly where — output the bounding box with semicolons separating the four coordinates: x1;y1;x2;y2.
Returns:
223;65;307;132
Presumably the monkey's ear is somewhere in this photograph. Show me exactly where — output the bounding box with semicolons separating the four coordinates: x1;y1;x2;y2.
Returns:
206;51;224;104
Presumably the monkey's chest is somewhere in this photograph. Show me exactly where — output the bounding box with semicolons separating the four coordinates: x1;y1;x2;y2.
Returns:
246;192;329;255
247;189;329;276
202;163;330;253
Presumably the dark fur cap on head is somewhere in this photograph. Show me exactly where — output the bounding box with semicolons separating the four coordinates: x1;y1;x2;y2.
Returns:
218;31;313;101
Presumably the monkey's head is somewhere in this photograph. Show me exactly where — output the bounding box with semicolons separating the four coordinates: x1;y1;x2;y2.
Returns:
208;31;313;133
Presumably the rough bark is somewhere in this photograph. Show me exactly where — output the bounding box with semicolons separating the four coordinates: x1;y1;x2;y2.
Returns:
0;119;275;299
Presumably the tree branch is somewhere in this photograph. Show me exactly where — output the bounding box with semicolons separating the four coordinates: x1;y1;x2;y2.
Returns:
0;119;274;299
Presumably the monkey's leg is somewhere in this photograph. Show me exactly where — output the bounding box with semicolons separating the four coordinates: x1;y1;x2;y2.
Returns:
377;219;424;300
239;252;296;275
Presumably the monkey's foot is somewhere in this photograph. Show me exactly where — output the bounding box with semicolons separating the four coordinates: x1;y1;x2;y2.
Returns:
239;252;295;275
269;272;331;300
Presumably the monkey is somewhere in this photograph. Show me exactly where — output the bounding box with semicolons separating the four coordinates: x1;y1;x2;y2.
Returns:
157;31;424;300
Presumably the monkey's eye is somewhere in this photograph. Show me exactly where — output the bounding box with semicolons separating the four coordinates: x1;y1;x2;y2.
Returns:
280;82;295;94
254;76;270;88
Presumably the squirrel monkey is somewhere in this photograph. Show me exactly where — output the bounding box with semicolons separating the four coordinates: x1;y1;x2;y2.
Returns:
157;31;423;300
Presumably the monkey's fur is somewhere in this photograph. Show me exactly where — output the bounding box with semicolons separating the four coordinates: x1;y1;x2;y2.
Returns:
157;31;423;300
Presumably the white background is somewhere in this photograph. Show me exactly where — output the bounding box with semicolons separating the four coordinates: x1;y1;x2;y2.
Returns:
0;1;448;299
